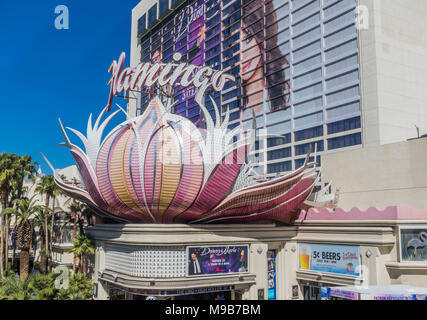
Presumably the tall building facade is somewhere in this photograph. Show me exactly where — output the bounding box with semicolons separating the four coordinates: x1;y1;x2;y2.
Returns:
127;0;427;177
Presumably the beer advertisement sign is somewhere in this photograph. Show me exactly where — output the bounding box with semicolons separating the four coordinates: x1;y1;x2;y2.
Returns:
298;244;360;276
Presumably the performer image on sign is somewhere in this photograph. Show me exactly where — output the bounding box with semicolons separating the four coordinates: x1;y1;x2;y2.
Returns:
188;251;214;275
229;248;248;273
240;0;290;117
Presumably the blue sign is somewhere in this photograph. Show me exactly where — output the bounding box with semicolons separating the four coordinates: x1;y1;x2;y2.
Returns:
267;250;276;300
298;244;360;276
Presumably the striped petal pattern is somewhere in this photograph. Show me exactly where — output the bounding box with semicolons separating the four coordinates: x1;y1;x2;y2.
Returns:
52;97;333;224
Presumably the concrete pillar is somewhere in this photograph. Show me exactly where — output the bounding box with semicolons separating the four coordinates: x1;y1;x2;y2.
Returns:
283;241;299;300
247;243;268;300
94;241;109;300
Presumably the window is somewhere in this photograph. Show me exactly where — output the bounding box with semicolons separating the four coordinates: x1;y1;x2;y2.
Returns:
206;55;221;69
293;83;322;103
206;3;220;18
222;32;239;48
205;45;221;59
229;110;240;121
293;40;321;62
159;0;169;17
324;0;355;19
325;39;357;61
206;34;220;48
223;0;241;17
327;116;360;134
206;24;220;39
327;101;360;119
266;108;292;125
326;54;358;75
137;14;147;35
294;111;323;128
326;85;359;104
171;0;185;7
294;97;323;115
295;126;323;142
295;140;324;156
324;10;355;33
266;2;289;21
293;0;320;22
267;161;292;174
222;88;240;101
293;26;321;47
206;12;220;27
223;54;240;69
293;54;322;75
147;4;158;28
222;10;241;27
293;68;322;87
267;134;292;148
325;24;356;46
328;132;361;150
267;121;292;135
293;13;320;35
188;107;200;117
222;21;240;38
268;147;291;161
223;43;240;59
326;70;359;90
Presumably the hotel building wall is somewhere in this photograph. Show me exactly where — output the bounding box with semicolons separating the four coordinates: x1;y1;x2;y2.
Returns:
128;0;364;177
358;0;427;146
322;137;427;211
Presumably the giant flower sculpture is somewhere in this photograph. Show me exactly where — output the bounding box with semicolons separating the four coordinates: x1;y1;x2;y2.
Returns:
43;97;334;224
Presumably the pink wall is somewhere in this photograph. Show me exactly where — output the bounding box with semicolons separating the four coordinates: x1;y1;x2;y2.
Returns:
295;205;427;221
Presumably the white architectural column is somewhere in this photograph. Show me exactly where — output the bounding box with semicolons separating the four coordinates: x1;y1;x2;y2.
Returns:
247;243;268;300
94;241;108;300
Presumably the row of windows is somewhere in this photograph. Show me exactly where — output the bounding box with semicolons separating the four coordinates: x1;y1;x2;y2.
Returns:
266;155;321;174
136;0;361;168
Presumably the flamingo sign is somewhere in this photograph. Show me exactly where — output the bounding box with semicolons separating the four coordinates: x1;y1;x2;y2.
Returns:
399;227;427;262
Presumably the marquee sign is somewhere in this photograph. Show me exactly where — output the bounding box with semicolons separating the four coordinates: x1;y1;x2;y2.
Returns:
105;51;235;111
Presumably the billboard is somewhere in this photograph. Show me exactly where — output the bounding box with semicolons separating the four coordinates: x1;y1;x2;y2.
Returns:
298;243;360;276
186;245;249;276
139;0;291;124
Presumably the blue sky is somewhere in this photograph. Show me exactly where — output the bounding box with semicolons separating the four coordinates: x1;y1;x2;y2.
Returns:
0;1;138;174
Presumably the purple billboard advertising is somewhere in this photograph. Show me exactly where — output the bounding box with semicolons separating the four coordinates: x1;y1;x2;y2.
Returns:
139;0;291;124
187;245;249;276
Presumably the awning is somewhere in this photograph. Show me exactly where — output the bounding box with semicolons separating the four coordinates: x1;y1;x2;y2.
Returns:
325;285;427;300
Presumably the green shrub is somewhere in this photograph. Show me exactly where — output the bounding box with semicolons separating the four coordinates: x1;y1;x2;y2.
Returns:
0;270;93;300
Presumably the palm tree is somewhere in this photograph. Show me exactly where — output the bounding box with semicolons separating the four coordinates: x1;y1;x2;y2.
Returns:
71;235;94;275
32;208;51;274
48;174;66;272
0;153;20;277
69;202;84;274
10;155;38;202
3;196;44;279
35;175;55;273
8;155;38;272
